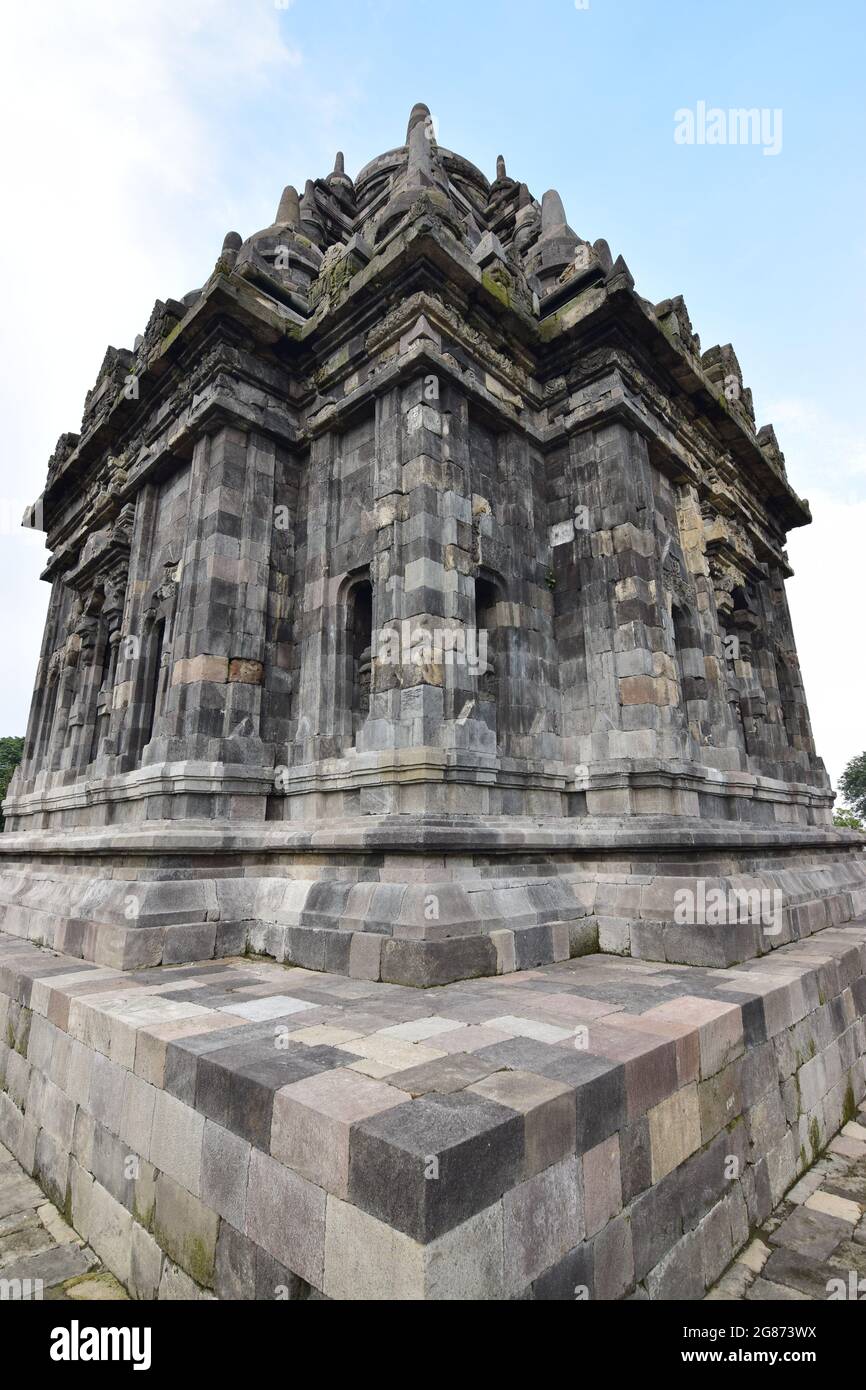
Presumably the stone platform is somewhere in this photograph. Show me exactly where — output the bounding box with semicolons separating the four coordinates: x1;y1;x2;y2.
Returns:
1;816;864;985
1;919;865;1299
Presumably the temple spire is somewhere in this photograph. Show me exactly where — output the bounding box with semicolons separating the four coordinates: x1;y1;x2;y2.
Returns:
404;100;445;192
327;150;355;202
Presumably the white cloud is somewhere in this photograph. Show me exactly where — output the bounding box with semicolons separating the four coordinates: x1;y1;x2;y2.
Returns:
0;1;352;735
764;396;866;493
765;395;865;793
787;491;866;792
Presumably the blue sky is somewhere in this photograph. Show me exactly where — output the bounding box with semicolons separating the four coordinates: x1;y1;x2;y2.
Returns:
1;0;863;786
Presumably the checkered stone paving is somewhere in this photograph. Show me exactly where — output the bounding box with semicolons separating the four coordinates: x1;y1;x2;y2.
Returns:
1;918;866;1299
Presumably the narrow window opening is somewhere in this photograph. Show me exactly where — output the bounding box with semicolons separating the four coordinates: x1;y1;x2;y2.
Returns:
349;580;373;741
142;618;165;751
89;633;113;764
474;575;498;699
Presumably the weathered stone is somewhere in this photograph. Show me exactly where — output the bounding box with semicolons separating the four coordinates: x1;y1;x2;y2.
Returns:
244;1147;326;1288
647;1084;701;1181
348;1092;523;1242
0;103;857;996
502;1157;583;1294
270;1068;405;1197
152;1172;219;1288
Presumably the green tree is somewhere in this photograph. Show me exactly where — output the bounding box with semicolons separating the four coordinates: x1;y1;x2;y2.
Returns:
839;751;866;821
0;736;24;831
833;808;864;830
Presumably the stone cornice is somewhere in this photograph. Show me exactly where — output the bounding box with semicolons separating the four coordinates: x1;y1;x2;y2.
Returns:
32;207;810;564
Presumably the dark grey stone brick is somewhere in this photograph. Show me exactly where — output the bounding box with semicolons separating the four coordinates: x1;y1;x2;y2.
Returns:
348;1091;523;1240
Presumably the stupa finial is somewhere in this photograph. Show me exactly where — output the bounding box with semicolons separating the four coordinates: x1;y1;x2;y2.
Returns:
275;185;300;228
406;102;431;142
541;189;569;232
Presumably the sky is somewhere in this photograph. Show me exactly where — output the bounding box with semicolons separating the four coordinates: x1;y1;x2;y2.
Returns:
0;0;863;791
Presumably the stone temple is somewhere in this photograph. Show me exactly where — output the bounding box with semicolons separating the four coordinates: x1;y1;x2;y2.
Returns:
1;107;865;1300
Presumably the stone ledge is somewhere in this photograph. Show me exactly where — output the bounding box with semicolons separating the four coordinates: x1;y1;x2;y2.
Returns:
1;813;861;857
0;835;863;981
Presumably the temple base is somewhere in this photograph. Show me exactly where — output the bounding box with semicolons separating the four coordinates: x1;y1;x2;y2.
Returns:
0;817;864;985
1;918;865;1299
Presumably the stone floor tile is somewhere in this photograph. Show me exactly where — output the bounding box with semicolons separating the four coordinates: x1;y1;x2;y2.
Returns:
0;1171;44;1215
705;1262;755;1299
785;1169;826;1205
746;1276;812;1300
0;1240;97;1290
336;1035;447;1070
0;1209;36;1238
347;1058;398;1078
432;1024;515;1054
762;1246;837;1299
37;1203;79;1246
0;1215;55;1267
377;1016;468;1043
804;1189;861;1224
769;1204;851;1261
828;1135;866;1160
484;1015;577;1044
218;995;320;1021
56;1271;130;1300
283;1024;368;1048
738;1238;771;1274
382;1054;496;1097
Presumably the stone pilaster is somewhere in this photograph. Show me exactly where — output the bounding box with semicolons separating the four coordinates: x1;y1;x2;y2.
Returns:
158;424;275;767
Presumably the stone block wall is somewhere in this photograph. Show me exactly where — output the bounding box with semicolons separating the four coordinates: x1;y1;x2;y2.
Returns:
1;921;865;1299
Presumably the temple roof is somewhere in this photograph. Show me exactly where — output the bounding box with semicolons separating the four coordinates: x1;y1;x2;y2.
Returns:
231;102;597;309
34;103;804;540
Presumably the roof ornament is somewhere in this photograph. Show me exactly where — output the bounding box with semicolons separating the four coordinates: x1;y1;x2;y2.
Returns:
275;185;300;229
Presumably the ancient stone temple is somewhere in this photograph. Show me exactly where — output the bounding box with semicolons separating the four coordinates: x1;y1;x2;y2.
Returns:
1;106;865;1301
3;103;863;982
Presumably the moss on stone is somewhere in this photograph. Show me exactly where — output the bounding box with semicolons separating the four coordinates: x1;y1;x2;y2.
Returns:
62;1270;130;1301
161;321;184;351
809;1115;821;1161
480;271;509;308
181;1234;215;1290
